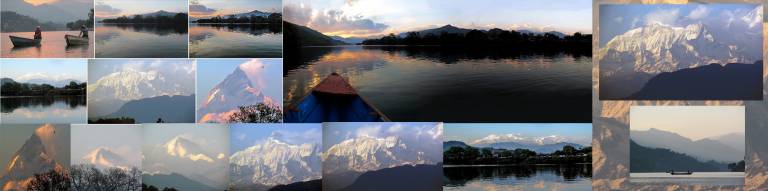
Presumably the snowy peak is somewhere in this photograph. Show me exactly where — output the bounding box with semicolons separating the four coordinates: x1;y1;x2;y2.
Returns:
2;125;63;190
231;10;273;19
471;133;569;146
88;68;190;102
164;136;215;163
83;147;130;170
230;137;321;186
198;64;276;123
141;10;181;18
324;136;432;173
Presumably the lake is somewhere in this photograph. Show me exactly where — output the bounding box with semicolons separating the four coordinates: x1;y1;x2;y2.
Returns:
630;172;745;185
444;164;592;191
1;31;94;58
189;24;282;58
0;96;87;124
95;24;188;58
284;46;591;122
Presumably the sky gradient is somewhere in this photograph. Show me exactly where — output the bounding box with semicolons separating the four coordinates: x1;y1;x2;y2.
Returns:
444;123;592;146
284;0;592;38
1;59;87;83
70;124;142;168
230;123;321;154
190;0;282;19
95;0;187;18
630;106;745;141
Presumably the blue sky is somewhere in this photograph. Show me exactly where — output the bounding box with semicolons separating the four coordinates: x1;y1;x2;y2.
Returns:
323;122;442;151
191;0;282;18
230;123;322;152
285;0;592;38
444;123;592;146
1;59;87;82
600;4;761;46
196;59;282;107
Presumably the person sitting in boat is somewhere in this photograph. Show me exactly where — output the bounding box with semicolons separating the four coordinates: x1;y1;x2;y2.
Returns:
33;26;42;39
79;25;88;38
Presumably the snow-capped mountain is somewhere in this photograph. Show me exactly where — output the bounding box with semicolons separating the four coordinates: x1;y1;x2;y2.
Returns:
82;147;130;170
198;65;276;123
1;124;65;190
230;137;321;187
471;134;570;146
88;68;191;102
599;21;761;75
323;136;435;174
164;136;216;163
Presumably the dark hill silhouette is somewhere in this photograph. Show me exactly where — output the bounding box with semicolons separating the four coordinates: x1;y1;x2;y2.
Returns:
284;21;347;47
142;173;217;191
268;179;322;191
105;94;195;123
337;164;442;191
628;61;763;100
630;139;727;173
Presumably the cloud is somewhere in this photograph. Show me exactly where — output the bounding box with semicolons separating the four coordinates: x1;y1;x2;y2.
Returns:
239;59;269;90
644;8;680;26
614;16;623;23
345;0;359;6
687;5;709;20
471;134;575;146
355;124;382;138
190;3;217;16
284;3;388;36
95;2;122;17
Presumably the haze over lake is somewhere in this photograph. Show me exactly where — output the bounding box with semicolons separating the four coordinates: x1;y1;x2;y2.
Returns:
1;31;94;58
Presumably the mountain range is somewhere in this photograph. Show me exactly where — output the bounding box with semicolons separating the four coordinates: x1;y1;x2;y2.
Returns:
0;124;66;190
398;25;571;39
479;141;584;154
82;147;130;170
229;137;322;190
1;0;90;23
627;62;762;100
630;139;728;172
331;36;365;44
599;6;763;100
323;136;439;190
103;95;195;123
144;136;227;190
284;21;347;47
198;65;276;123
631;128;744;163
443;141;470;151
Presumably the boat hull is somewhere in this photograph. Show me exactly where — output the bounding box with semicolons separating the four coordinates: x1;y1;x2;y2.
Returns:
9;35;41;47
285;73;388;122
65;35;88;46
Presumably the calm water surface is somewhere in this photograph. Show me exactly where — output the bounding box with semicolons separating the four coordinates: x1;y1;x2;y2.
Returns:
284;46;591;122
189;24;282;58
96;24;187;58
631;172;744;185
1;31;94;58
444;164;592;191
1;96;86;124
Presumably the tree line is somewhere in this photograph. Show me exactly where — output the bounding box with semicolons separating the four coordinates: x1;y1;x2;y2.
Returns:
27;164;145;191
0;11;65;32
66;9;94;30
194;13;282;24
227;103;283;123
1;80;86;96
444;145;592;165
101;13;188;25
362;29;591;51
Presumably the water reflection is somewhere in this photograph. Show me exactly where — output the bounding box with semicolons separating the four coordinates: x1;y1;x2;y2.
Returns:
1;31;94;58
1;96;87;124
189;24;282;58
284;46;592;122
96;24;188;58
444;165;592;191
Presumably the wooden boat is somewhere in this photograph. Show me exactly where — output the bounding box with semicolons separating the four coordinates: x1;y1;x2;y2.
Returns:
285;73;389;122
65;34;88;46
9;35;41;47
668;170;693;175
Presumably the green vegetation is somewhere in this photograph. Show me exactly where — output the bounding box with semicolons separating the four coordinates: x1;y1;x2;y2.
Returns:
27;165;141;191
88;117;136;124
27;169;71;191
194;13;281;24
0;79;86;96
67;9;94;30
444;144;591;165
101;13;188;25
728;160;745;172
227;103;283;123
0;11;65;32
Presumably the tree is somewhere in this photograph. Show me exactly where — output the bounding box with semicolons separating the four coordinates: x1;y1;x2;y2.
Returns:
227;103;283;123
27;169;71;191
562;145;575;155
481;148;493;158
